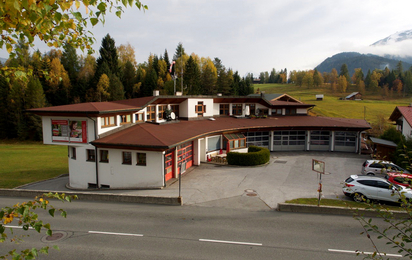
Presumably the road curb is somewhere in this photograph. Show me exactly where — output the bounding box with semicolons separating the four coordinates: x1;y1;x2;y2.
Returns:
0;189;182;206
277;203;409;218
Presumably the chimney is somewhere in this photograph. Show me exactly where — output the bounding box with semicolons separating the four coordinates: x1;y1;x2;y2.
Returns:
175;91;182;96
153;90;159;96
217;93;222;96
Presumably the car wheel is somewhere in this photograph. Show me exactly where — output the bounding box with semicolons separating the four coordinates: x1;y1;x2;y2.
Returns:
353;193;366;203
366;173;374;176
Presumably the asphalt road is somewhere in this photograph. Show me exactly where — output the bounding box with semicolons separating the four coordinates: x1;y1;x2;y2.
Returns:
0;197;402;260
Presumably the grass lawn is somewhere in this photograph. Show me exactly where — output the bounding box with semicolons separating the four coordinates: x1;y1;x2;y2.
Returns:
255;83;410;124
0;141;68;189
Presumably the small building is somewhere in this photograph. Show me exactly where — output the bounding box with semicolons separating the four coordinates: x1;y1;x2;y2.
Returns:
389;105;412;139
369;137;397;161
316;94;324;101
345;92;362;100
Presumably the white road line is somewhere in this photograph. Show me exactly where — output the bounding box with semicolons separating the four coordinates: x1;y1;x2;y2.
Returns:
4;225;34;230
199;238;262;246
88;231;143;237
328;249;402;257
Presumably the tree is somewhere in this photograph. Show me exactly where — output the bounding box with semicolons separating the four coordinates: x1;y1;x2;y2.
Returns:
96;34;119;77
24;76;46;140
96;74;110;101
184;56;201;95
0;0;147;56
340;64;350;85
117;43;138;70
313;69;323;87
337;75;347;93
174;42;186;60
121;61;136;99
200;58;217;95
108;74;124;101
1;193;77;259
302;71;314;88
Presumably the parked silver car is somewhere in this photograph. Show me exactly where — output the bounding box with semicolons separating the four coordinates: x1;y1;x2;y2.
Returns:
343;175;412;203
361;160;409;176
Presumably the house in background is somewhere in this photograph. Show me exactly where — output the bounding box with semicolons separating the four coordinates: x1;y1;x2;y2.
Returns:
30;92;370;190
345;92;362;100
389;105;412;139
369;137;397;161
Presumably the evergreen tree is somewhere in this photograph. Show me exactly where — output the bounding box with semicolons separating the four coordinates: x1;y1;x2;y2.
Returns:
184;56;201;95
109;74;125;101
173;42;186;60
24;77;46;140
339;64;350;84
96;34;119;76
163;49;171;71
365;70;371;89
121;60;136;99
269;69;276;83
0;76;11;138
61;42;80;102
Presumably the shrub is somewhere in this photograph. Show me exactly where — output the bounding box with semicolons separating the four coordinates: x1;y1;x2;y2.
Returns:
227;146;270;166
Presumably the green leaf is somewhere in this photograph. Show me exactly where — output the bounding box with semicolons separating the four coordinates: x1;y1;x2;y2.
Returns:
115;11;122;18
73;12;83;21
90;18;98;26
61;211;67;218
48;208;55;217
97;2;106;12
0;211;4;219
47;229;52;236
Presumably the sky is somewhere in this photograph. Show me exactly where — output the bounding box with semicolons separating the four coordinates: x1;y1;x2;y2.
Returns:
5;0;412;76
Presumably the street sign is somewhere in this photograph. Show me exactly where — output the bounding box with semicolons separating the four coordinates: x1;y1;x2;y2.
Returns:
312;159;325;174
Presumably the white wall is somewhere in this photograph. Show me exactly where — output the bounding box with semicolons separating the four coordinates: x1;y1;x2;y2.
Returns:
213;103;220;116
68;145;97;188
186;98;214;118
402;116;412;138
43;116;97;145
96;149;164;189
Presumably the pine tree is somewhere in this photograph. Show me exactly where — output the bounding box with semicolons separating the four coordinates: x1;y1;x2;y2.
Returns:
25;77;46;140
184;56;201;95
121;61;136;99
173;42;186;60
340;64;350;84
109;75;125;101
96;34;119;76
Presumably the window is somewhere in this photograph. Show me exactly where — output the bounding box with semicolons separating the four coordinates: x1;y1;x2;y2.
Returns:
158;105;167;120
232;104;242;115
207;136;221;151
100;150;109;163
146;106;156;121
170;105;179;117
335;131;356;147
86;149;95;162
219;104;229;115
101;116;116;127
136;153;146;166
120;114;131;125
224;133;246;150
122;152;132;165
196;102;206;117
71;147;76;159
272;108;282;115
135;113;144;122
285;108;296;115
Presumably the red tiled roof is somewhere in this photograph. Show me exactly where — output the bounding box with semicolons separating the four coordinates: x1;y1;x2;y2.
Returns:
29;96;156;115
389;106;412;127
92;116;371;149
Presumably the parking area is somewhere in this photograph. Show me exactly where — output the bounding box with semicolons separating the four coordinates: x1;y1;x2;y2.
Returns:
19;151;369;210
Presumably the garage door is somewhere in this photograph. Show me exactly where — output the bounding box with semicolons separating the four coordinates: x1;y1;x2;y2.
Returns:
273;131;306;151
334;131;357;152
309;131;330;151
244;131;269;149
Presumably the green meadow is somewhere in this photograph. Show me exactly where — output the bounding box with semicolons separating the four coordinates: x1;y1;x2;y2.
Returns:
256;83;410;124
0;141;68;189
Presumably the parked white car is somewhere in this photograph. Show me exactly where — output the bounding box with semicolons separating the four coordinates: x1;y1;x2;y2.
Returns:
361;160;410;176
343;175;412;203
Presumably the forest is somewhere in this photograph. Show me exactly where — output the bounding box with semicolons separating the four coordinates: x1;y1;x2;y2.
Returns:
0;34;254;141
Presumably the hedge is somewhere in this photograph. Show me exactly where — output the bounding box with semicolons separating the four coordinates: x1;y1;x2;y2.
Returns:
226;146;270;166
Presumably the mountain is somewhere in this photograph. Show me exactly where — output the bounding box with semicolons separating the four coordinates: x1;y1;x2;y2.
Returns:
315;52;411;75
371;29;412;46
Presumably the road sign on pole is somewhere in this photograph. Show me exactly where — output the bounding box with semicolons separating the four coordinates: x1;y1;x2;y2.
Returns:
312;159;326;206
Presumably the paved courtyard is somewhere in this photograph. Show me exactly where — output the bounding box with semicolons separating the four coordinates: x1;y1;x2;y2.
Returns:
21;151;370;211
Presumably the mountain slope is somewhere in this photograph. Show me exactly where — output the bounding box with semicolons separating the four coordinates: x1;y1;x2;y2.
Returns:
371;29;412;46
315;52;411;75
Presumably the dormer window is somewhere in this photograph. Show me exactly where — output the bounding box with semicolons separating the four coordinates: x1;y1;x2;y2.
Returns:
147;106;156;121
232;104;242;115
196;102;206;117
101;116;116;128
120;114;131;125
285;108;296;115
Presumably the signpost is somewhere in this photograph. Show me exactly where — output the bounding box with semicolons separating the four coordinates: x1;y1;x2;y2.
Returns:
312;159;325;206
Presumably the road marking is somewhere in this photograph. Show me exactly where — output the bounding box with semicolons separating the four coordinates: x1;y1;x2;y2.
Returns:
89;231;143;237
4;225;34;230
199;238;262;246
328;249;402;257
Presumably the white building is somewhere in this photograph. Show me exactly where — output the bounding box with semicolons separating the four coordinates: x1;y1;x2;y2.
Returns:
30;93;370;190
